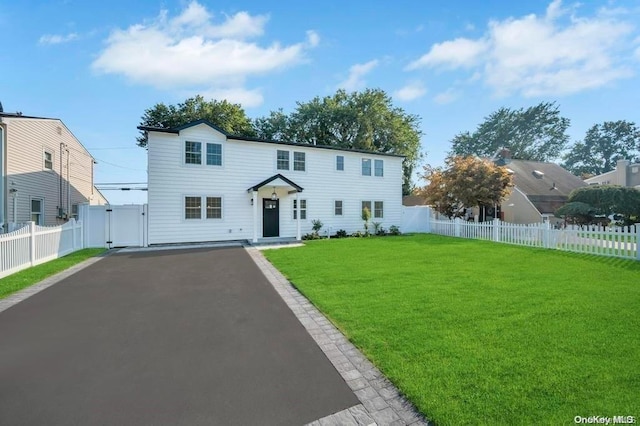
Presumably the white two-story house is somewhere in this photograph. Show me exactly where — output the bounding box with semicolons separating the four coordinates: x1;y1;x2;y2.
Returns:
141;120;404;245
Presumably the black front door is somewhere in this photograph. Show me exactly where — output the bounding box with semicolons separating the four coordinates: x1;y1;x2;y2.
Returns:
263;199;279;237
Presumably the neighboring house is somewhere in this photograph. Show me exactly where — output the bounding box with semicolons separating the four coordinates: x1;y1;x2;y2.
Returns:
584;159;640;189
497;157;587;225
141;120;404;244
0;112;107;230
402;195;427;206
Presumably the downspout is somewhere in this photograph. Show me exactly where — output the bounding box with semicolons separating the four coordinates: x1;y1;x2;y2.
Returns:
66;145;70;219
59;142;64;217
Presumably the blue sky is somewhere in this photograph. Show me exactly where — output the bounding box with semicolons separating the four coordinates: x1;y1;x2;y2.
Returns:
2;0;639;204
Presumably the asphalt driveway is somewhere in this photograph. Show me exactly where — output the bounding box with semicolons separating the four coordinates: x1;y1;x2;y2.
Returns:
0;247;358;425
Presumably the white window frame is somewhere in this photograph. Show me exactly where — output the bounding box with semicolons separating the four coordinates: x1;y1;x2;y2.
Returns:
334;200;343;216
43;149;54;171
205;196;223;219
361;201;372;216
185;141;202;165
205;143;223;166
30;197;44;225
71;203;79;220
277;150;290;170
184;196;202;220
374;201;384;218
336;155;344;171
293;151;306;171
374;159;384;177
361;158;372;176
293;199;307;220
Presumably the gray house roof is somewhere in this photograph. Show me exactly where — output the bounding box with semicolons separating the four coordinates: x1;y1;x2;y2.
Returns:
506;160;587;214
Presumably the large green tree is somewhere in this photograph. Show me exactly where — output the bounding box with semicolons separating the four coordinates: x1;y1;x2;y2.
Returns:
254;89;423;195
450;102;570;162
566;185;640;225
418;156;513;218
562;121;640;177
137;95;255;147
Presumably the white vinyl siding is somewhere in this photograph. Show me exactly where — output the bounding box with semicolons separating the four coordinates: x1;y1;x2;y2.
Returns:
293;152;306;171
293;199;307;220
277;150;289;170
336;155;344;171
374;159;384;177
185;141;202;164
334;200;343;216
362;158;372;176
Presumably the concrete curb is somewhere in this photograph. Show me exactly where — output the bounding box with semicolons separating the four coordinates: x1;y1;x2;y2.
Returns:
0;249;115;314
245;247;431;426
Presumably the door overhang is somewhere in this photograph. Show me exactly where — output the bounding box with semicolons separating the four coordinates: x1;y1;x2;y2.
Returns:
247;174;304;194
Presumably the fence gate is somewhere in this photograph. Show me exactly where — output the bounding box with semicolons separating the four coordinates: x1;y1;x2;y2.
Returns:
107;205;146;248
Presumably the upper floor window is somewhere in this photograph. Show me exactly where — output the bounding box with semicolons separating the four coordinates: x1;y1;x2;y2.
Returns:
185;141;202;164
293;152;306;171
44;151;53;170
362;158;372;176
277;150;289;170
206;143;222;166
374;159;384;177
336;155;344;171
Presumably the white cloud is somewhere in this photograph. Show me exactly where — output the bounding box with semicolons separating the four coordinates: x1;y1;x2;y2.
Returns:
39;33;78;45
394;81;427;101
337;59;379;91
407;0;639;97
433;88;460;104
92;1;317;107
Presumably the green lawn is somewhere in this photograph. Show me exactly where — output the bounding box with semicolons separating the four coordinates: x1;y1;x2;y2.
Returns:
0;248;106;299
264;235;640;425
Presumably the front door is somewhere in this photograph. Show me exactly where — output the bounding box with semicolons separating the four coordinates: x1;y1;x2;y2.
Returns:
263;199;279;237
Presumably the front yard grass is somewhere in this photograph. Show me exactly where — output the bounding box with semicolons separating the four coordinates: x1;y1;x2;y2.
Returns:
0;248;106;299
264;234;640;425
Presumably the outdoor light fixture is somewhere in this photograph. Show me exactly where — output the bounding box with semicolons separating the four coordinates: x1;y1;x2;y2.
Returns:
271;187;278;200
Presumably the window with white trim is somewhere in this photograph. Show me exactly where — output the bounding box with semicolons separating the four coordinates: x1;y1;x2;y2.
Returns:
206;143;222;166
31;198;44;225
293;199;307;220
185;141;202;164
374;201;384;218
293;152;305;171
44;150;53;170
206;197;222;219
185;196;202;219
334;200;343;216
361;158;372;176
277;150;290;170
361;201;372;216
71;204;79;220
374;159;384;177
336;155;344;171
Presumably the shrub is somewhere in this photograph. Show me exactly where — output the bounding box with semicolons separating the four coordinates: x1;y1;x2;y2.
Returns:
302;233;321;240
351;230;365;238
335;229;348;238
311;219;323;236
362;207;371;236
388;225;401;235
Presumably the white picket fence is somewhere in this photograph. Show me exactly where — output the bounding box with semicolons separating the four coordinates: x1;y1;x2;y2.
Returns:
0;219;84;279
430;218;640;261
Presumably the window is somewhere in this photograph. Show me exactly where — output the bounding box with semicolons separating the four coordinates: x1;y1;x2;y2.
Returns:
277;150;289;170
206;143;222;166
293;152;306;171
336;155;344;171
374;201;384;218
185;196;201;219
206;197;222;219
362;158;372;176
44;151;53;170
362;201;372;216
293;199;307;220
71;204;79;220
185;141;202;164
31;198;43;225
334;200;343;216
374;159;384;177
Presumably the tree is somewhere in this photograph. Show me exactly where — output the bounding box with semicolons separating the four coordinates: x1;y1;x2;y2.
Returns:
562;121;640;176
567;185;640;226
418;156;513;218
450;102;570;162
254;89;423;195
554;202;597;225
137;95;255;147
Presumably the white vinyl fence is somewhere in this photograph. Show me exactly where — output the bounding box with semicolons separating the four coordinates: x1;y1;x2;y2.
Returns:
430;218;640;261
0;219;84;279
